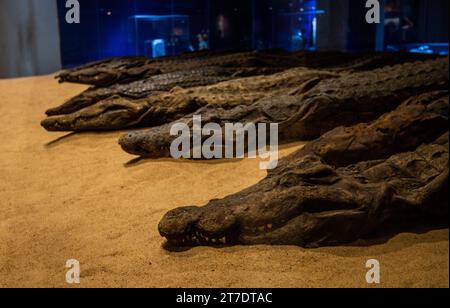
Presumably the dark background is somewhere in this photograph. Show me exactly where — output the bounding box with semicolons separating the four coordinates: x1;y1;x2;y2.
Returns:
1;0;447;77
57;0;449;67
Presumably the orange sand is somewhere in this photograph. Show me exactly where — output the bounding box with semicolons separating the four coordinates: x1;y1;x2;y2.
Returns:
0;75;448;288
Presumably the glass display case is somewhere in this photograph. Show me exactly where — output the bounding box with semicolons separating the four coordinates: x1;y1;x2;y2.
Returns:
382;0;449;54
249;0;324;51
56;0;449;68
129;15;191;57
273;2;324;51
57;0;211;67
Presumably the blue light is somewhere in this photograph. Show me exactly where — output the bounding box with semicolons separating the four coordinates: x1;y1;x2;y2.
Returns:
279;9;326;17
129;15;188;21
277;0;323;52
387;43;449;55
129;14;190;58
152;39;166;58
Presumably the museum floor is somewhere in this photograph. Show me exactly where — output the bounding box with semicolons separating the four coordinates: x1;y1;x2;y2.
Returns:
0;74;448;288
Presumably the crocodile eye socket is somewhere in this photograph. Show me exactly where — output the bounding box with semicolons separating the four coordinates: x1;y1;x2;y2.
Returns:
279;173;301;188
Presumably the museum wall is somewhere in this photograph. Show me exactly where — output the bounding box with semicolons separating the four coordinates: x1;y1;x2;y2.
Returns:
0;0;61;78
418;0;449;42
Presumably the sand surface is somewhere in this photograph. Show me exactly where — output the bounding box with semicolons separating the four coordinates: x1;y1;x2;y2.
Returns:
0;74;448;288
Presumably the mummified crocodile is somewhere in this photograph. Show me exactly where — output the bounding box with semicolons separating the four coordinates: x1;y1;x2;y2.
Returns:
118;57;449;158
42;57;448;133
41;68;339;131
56;50;437;87
55;50;301;87
57;56;153;87
158;91;449;248
48;50;364;117
56;50;236;86
46;66;281;116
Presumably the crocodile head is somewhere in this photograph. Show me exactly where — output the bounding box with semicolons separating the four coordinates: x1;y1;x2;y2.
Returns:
158;154;372;248
41;96;150;131
57;57;153;86
57;68;122;87
118;128;173;158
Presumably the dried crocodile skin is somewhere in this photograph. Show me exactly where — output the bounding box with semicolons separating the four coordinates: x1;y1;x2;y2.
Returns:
56;50;237;86
48;52;449;249
46;66;281;116
279;56;449;139
56;50;436;87
118;58;449;158
158;94;449;247
55;50;298;86
44;51;439;130
325;51;437;72
42;68;339;131
299;91;449;167
57;56;153;87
